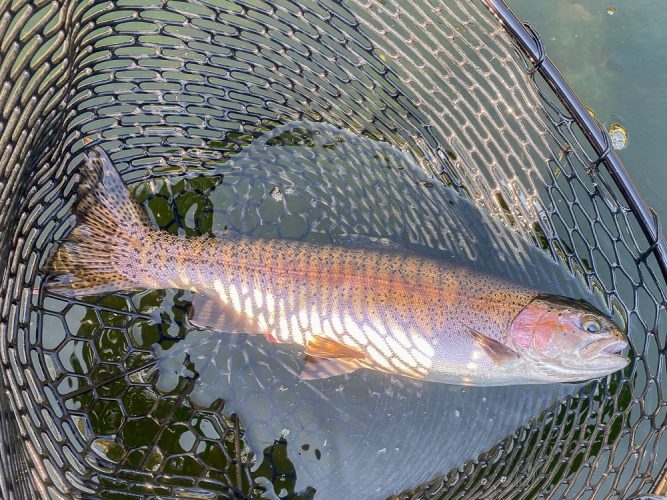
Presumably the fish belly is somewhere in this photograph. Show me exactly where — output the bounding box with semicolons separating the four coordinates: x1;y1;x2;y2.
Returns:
193;254;438;380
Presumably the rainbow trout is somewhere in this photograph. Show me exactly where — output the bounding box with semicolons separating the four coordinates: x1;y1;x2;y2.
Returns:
46;147;629;385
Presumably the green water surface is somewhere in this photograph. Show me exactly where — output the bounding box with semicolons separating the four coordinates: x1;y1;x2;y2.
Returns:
512;0;667;221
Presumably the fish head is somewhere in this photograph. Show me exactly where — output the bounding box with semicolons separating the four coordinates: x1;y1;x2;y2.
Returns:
508;295;629;382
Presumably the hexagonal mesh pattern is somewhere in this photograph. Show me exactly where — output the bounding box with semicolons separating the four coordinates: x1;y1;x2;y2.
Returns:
0;0;664;499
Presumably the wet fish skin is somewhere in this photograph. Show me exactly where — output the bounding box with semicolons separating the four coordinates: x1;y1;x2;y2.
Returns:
46;147;629;385
138;231;536;383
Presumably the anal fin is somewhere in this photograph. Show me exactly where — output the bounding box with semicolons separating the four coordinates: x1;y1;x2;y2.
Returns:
188;293;260;334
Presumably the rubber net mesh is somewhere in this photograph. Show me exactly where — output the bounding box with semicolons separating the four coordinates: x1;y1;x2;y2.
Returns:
0;1;664;499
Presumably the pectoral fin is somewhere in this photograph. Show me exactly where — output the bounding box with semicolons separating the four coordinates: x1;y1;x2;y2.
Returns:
188;294;260;334
300;357;361;380
299;336;367;380
467;327;519;364
304;335;366;360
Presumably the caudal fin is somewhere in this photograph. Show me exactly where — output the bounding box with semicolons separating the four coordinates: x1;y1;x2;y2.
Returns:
46;147;151;297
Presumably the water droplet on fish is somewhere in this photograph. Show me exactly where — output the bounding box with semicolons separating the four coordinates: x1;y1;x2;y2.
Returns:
482;396;487;402
454;409;461;417
377;448;386;455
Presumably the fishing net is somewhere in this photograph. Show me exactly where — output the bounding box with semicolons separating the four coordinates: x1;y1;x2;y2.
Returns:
0;0;664;498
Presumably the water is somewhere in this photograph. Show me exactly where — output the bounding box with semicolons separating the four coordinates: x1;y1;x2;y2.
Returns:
44;122;599;498
511;0;667;221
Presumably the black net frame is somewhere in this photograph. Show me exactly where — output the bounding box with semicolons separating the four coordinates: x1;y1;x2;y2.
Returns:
0;0;664;499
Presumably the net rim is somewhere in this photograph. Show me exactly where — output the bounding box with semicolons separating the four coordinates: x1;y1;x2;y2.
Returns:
482;0;667;287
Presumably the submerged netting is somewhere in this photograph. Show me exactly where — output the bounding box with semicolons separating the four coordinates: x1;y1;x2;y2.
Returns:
0;0;664;499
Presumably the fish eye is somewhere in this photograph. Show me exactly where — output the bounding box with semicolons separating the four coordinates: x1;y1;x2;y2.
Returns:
582;319;601;334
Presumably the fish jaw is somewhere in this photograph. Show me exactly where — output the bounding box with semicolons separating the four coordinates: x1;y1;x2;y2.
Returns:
580;337;627;360
567;336;630;375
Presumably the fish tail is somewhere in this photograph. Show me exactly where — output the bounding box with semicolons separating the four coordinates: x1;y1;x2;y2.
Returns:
45;146;152;297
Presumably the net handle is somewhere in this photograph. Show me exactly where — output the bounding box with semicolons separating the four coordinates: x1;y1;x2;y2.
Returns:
482;0;667;285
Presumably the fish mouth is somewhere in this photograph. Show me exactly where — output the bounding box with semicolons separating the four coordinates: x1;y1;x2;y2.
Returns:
580;337;628;362
552;337;629;381
600;341;627;355
522;337;629;382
